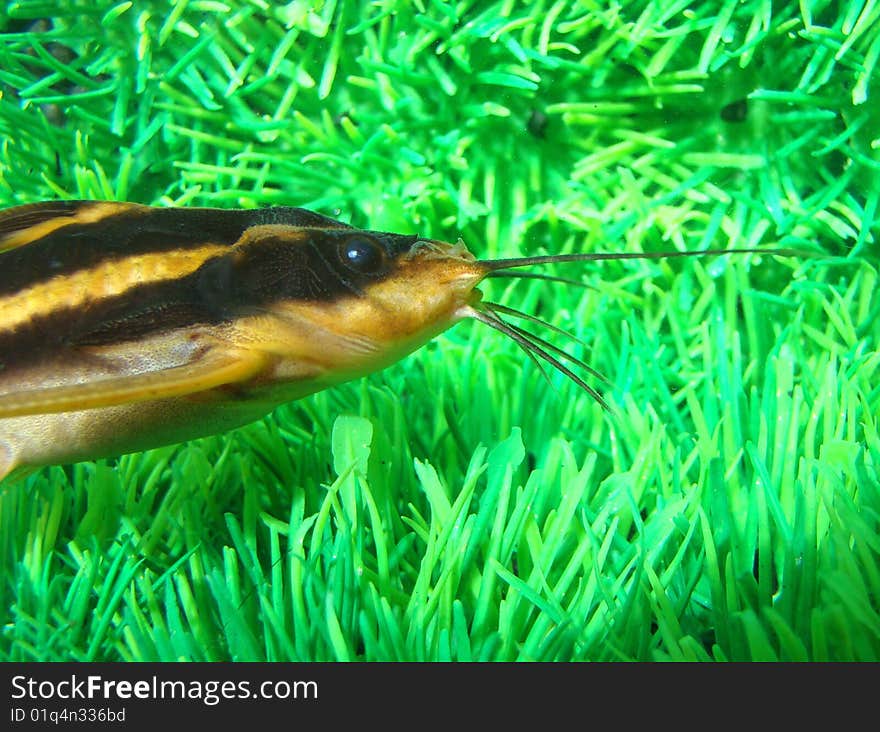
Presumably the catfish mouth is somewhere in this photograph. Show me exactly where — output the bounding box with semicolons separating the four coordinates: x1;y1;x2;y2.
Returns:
440;250;610;410
462;245;801;411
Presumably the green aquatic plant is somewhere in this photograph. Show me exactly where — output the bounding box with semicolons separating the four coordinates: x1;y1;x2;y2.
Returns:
0;0;877;661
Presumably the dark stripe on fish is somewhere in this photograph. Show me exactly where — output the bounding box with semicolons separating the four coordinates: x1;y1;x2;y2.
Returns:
0;203;354;297
0;226;419;372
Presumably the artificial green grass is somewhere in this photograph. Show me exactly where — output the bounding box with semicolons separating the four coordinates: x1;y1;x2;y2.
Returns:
0;0;878;661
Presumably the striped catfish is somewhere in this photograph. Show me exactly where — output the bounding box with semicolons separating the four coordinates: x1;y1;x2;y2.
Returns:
0;200;795;480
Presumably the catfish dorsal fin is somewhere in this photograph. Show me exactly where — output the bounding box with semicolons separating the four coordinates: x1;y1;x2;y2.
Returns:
0;200;141;252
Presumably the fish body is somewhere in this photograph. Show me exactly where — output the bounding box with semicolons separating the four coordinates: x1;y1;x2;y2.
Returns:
0;201;485;479
0;199;795;481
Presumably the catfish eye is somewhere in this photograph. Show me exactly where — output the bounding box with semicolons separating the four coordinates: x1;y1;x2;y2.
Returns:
338;235;386;275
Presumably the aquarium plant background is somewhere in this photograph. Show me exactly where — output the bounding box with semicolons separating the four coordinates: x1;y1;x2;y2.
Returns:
0;0;877;661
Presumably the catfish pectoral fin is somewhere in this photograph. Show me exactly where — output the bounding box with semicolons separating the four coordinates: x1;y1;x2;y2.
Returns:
0;348;270;419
